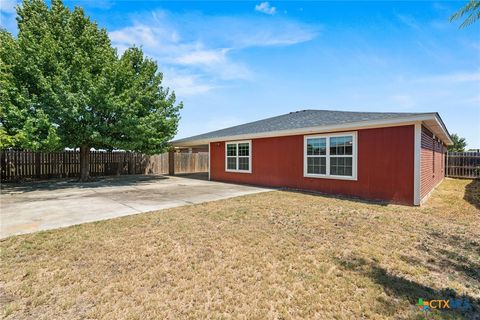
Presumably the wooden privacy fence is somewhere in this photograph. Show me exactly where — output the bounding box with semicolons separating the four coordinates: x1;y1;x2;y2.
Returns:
174;152;209;174
0;150;208;182
446;152;480;179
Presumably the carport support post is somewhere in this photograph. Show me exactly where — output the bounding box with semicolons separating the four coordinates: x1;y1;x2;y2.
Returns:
168;150;175;176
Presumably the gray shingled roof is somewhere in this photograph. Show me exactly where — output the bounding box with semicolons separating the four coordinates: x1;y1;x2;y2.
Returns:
172;109;440;145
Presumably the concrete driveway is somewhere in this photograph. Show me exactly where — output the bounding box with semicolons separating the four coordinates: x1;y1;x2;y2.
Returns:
0;174;270;238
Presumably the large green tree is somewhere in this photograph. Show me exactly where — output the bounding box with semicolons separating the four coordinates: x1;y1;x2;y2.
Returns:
0;0;182;181
448;133;467;152
0;29;61;151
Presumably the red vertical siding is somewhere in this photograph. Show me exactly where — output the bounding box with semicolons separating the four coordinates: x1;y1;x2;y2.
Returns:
210;125;415;205
420;125;446;200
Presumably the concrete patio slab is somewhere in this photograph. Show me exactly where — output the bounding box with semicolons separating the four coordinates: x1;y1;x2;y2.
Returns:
0;174;271;238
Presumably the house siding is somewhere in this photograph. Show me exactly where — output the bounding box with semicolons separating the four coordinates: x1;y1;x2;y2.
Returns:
420;125;446;201
210;125;415;205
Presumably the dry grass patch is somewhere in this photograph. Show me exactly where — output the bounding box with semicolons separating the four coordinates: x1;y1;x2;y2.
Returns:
1;178;479;319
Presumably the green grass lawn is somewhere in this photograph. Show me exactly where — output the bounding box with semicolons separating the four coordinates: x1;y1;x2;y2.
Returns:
1;178;479;319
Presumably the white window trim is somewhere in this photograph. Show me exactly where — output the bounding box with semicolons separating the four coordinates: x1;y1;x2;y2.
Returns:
225;140;252;173
304;132;358;181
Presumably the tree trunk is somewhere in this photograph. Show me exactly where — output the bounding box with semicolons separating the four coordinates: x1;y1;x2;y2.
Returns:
79;145;90;182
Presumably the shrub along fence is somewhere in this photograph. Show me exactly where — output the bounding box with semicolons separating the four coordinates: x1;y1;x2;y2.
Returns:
446;152;480;179
0;150;208;182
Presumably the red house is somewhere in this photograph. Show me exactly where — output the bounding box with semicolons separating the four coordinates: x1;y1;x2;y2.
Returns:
172;110;452;205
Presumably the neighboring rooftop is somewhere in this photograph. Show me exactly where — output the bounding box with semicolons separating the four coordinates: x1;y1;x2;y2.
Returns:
172;109;451;146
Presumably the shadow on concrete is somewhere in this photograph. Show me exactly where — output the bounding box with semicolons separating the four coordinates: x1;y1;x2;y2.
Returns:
464;179;480;210
0;175;170;194
174;172;208;181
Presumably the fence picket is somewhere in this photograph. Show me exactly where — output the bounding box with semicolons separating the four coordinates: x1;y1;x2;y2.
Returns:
445;152;480;179
1;150;208;182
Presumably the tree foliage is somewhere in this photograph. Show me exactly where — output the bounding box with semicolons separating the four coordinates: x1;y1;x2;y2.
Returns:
0;0;182;153
0;28;61;150
1;0;182;179
448;133;467;152
450;0;480;28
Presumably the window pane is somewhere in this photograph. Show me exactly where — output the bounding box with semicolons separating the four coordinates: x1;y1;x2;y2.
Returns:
307;157;326;174
330;136;353;156
330;165;337;175
238;143;249;156
307;157;319;174
227;144;237;156
344;136;353;155
330;137;338;155
307;138;326;155
345;145;352;155
238;157;249;171
227;157;236;170
330;156;352;176
345;167;352;176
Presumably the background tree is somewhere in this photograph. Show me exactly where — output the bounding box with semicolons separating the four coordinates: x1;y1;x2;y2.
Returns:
450;0;480;28
1;0;182;181
448;133;467;152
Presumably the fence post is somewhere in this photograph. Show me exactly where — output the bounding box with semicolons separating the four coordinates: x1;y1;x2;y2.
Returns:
168;150;175;176
0;150;5;181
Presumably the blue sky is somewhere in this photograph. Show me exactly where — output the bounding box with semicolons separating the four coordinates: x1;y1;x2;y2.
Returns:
1;1;479;148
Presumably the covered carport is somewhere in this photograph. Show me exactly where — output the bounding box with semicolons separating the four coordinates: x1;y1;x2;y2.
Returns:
169;141;210;178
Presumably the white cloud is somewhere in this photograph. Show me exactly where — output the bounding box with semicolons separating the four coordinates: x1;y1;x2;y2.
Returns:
109;23;180;54
175;115;244;140
108;10;317;96
174;48;251;80
175;48;229;66
416;72;480;83
255;2;276;15
163;72;214;96
396;14;420;29
203;116;244;132
0;0;17;14
0;0;18;34
391;94;416;109
231;20;317;47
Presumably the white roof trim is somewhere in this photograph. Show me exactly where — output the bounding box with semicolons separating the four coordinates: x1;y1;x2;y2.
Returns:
172;114;452;147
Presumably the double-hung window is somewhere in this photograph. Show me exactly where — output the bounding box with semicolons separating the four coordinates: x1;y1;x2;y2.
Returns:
304;132;357;180
226;140;251;173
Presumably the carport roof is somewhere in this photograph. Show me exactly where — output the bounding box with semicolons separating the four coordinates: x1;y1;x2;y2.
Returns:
171;109;452;147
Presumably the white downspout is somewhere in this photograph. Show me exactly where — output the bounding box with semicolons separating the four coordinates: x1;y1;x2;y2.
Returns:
414;122;421;205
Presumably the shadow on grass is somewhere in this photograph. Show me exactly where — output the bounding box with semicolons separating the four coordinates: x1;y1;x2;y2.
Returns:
400;231;480;318
336;257;480;319
464;179;480;210
283;188;390;206
368;265;479;319
422;231;480;285
0;174;170;193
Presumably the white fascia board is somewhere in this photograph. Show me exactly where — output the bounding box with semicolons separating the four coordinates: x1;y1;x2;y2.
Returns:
172;114;451;147
422;117;453;145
